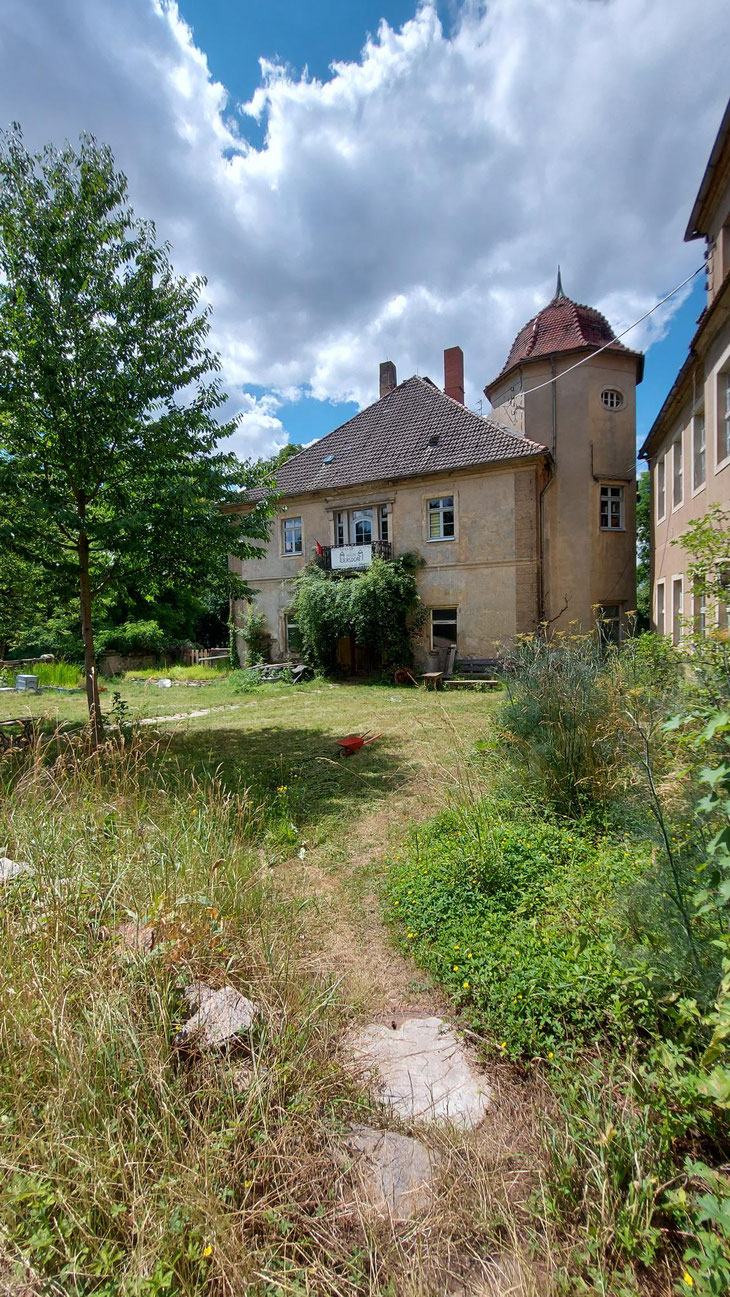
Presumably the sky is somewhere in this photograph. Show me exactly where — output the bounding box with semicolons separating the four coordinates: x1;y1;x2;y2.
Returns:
0;0;727;462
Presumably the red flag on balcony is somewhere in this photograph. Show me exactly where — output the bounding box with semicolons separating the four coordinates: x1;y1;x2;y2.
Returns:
315;540;323;555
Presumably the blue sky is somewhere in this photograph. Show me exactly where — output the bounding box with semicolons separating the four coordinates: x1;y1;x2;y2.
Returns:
177;0;709;456
1;1;726;461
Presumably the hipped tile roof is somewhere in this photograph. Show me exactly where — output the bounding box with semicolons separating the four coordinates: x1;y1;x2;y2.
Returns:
242;375;546;501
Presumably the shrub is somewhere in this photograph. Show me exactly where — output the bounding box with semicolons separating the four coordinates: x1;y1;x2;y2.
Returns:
239;610;271;666
386;802;653;1058
96;619;167;656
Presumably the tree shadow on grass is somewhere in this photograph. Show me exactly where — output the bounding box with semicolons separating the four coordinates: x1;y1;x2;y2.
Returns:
158;722;405;834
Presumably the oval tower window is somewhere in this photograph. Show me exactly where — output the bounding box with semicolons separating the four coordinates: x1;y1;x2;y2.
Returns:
600;387;624;410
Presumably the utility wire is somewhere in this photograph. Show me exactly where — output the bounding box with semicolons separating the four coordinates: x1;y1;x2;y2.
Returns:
504;263;705;400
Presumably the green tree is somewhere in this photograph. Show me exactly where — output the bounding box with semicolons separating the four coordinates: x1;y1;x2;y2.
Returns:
0;127;272;737
636;469;651;629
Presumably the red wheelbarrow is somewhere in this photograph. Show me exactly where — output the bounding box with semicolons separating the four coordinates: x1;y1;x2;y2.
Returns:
335;731;382;757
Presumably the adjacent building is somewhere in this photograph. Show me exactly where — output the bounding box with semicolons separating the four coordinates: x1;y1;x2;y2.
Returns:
229;276;642;670
640;99;730;641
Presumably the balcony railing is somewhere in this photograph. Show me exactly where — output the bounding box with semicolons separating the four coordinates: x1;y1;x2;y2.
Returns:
314;539;392;571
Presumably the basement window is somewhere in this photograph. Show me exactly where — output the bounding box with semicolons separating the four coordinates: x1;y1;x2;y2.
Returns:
431;608;458;650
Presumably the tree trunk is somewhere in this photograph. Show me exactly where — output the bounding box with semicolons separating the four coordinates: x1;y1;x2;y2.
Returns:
78;532;103;742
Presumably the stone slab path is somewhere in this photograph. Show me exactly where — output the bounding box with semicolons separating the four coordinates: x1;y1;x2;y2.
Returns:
349;1015;492;1128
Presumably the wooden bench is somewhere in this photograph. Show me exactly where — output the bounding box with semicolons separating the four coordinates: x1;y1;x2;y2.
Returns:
444;678;500;691
421;671;444;690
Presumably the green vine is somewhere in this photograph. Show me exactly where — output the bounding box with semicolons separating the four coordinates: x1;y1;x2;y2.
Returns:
292;555;426;673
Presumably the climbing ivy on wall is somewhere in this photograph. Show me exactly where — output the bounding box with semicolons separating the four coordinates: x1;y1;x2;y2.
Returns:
292;556;426;673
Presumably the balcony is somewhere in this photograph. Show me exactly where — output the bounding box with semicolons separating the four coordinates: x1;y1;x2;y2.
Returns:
314;539;392;572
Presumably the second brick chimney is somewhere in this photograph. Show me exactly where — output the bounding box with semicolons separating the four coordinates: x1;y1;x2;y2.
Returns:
444;346;464;404
379;360;397;398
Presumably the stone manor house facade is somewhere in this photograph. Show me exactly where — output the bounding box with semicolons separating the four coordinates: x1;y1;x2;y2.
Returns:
229;275;643;670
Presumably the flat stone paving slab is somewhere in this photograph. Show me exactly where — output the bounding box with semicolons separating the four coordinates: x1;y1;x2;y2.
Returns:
338;1124;438;1220
175;981;259;1049
349;1016;491;1128
0;857;30;884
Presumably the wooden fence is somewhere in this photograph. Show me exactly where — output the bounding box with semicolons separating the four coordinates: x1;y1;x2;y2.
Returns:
179;646;230;667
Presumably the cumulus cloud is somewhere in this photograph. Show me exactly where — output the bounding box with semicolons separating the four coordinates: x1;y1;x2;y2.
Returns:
0;0;727;456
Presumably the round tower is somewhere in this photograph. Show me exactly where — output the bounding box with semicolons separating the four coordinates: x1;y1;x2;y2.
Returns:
484;272;644;639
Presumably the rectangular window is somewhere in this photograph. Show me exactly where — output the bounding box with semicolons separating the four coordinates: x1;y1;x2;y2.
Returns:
282;515;303;555
693;411;706;489
379;504;389;542
694;589;707;637
335;511;346;546
428;495;455;540
672;577;683;644
720;373;730;465
431;607;457;650
597;604;621;646
600;484;624;530
673;436;684;507
656;581;665;636
657;456;666;521
285;614;303;655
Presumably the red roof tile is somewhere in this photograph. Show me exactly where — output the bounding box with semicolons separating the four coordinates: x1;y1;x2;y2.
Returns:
485;294;642;397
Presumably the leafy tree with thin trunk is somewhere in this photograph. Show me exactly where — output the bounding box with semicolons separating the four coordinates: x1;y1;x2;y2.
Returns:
0;127;272;738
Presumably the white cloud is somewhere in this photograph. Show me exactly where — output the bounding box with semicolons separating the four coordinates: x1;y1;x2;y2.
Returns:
0;0;727;454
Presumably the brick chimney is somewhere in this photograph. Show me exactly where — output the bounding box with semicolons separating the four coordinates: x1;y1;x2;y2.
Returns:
444;346;464;404
379;360;397;398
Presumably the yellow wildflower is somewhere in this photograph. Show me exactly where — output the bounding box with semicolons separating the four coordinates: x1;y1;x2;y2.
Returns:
462;980;470;988
683;1275;694;1288
203;1245;213;1257
548;1051;554;1059
276;785;288;793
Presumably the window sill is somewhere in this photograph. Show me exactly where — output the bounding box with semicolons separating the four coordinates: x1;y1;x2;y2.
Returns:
691;481;707;498
715;454;730;475
426;536;456;543
281;552;303;559
599;526;626;533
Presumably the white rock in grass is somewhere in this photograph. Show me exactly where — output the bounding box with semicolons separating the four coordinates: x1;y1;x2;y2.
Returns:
175;981;259;1048
349;1016;491;1129
338;1125;438;1220
0;857;30;883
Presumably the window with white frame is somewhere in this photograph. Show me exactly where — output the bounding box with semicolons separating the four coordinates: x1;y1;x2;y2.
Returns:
431;607;457;650
600;388;624;410
656;456;666;521
282;515;303;555
720;372;730;464
599;484;624;530
673;436;684;508
694;589;707;637
427;495;455;540
285;613;303;655
693;410;706;490
656;581;665;636
333;505;389;546
672;576;684;645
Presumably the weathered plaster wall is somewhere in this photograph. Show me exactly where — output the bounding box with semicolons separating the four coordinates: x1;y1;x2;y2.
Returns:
230;462;542;667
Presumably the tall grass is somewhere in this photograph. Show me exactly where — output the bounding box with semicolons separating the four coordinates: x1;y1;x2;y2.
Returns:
121;663;229;681
0;735;372;1294
12;660;84;688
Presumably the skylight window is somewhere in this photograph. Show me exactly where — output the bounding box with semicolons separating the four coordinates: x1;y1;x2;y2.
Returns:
323;454;335;465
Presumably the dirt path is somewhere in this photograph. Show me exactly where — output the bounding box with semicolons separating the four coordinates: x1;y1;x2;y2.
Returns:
275;737;547;1297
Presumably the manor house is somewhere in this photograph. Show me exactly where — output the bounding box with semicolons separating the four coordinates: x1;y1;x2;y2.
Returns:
229;275;642;670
